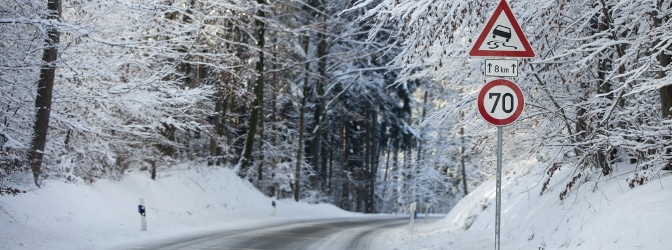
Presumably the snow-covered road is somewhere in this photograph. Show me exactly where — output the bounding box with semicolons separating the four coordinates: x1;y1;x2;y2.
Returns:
118;216;411;250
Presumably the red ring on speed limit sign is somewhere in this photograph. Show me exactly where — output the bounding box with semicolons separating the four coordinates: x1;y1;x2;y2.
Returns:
477;79;524;126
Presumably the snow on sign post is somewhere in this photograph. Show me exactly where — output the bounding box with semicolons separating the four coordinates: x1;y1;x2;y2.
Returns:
470;1;534;249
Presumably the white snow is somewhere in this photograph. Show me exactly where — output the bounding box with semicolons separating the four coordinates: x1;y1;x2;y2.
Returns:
377;158;672;250
2;160;670;250
0;164;360;250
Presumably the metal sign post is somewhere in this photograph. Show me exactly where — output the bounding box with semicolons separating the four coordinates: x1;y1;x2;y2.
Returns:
469;1;535;248
476;79;524;250
495;127;503;250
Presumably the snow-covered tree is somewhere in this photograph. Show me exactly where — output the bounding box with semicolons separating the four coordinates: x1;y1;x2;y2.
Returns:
363;0;672;202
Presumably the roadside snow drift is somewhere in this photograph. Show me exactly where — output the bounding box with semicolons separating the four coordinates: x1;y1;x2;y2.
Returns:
377;159;672;250
0;165;356;250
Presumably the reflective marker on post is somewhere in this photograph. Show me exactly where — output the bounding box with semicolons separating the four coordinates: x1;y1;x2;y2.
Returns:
271;196;277;216
139;198;147;231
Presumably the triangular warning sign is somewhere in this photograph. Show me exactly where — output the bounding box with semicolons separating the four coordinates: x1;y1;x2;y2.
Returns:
469;0;535;58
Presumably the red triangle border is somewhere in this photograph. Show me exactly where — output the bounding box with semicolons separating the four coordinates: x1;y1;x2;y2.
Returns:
469;0;535;58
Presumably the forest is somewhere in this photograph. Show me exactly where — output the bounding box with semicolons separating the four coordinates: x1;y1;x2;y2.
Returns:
1;0;671;214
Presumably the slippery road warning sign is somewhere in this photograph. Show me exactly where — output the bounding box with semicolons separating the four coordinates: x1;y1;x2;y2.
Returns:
469;0;535;58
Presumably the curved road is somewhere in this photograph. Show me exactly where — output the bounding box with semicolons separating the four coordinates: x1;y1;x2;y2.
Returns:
126;216;415;250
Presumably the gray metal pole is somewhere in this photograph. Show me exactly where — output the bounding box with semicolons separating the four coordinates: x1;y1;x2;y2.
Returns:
495;127;503;250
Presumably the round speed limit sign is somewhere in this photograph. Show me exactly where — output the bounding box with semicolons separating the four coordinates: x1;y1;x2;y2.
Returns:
477;79;525;126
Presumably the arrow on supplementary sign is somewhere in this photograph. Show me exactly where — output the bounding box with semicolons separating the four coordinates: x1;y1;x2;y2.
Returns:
484;59;518;77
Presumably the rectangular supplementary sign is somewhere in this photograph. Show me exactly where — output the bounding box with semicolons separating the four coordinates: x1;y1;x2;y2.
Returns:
484;59;519;77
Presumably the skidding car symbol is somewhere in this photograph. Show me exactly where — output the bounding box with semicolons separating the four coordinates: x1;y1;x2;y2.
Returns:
492;25;511;42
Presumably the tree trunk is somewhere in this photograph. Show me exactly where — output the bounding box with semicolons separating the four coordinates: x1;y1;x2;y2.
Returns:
416;88;428;162
320;135;328;191
209;94;223;166
392;146;400;212
150;160;157;180
239;3;266;177
295;77;309;202
364;114;371;213
294;27;313;202
460;124;468;197
225;96;235;166
327;143;333;193
654;0;672;170
29;0;61;187
308;19;328;186
595;4;613;176
655;1;672;118
366;108;378;213
257;85;265;184
340;122;350;210
381;145;391;201
661;86;672;119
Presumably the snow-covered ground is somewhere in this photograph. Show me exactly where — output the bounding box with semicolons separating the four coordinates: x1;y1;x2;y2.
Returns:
378;158;672;250
2;160;670;250
0;165;360;250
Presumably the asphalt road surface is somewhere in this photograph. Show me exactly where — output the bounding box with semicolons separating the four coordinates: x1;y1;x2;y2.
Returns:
124;215;419;250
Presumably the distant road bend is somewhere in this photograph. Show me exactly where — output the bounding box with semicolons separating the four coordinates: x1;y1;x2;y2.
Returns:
127;215;437;250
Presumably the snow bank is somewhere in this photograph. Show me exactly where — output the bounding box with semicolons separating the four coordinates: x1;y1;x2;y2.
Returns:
378;159;672;250
0;164;357;250
3;160;668;250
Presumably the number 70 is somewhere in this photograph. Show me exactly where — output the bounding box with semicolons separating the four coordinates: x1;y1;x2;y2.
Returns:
488;92;514;114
